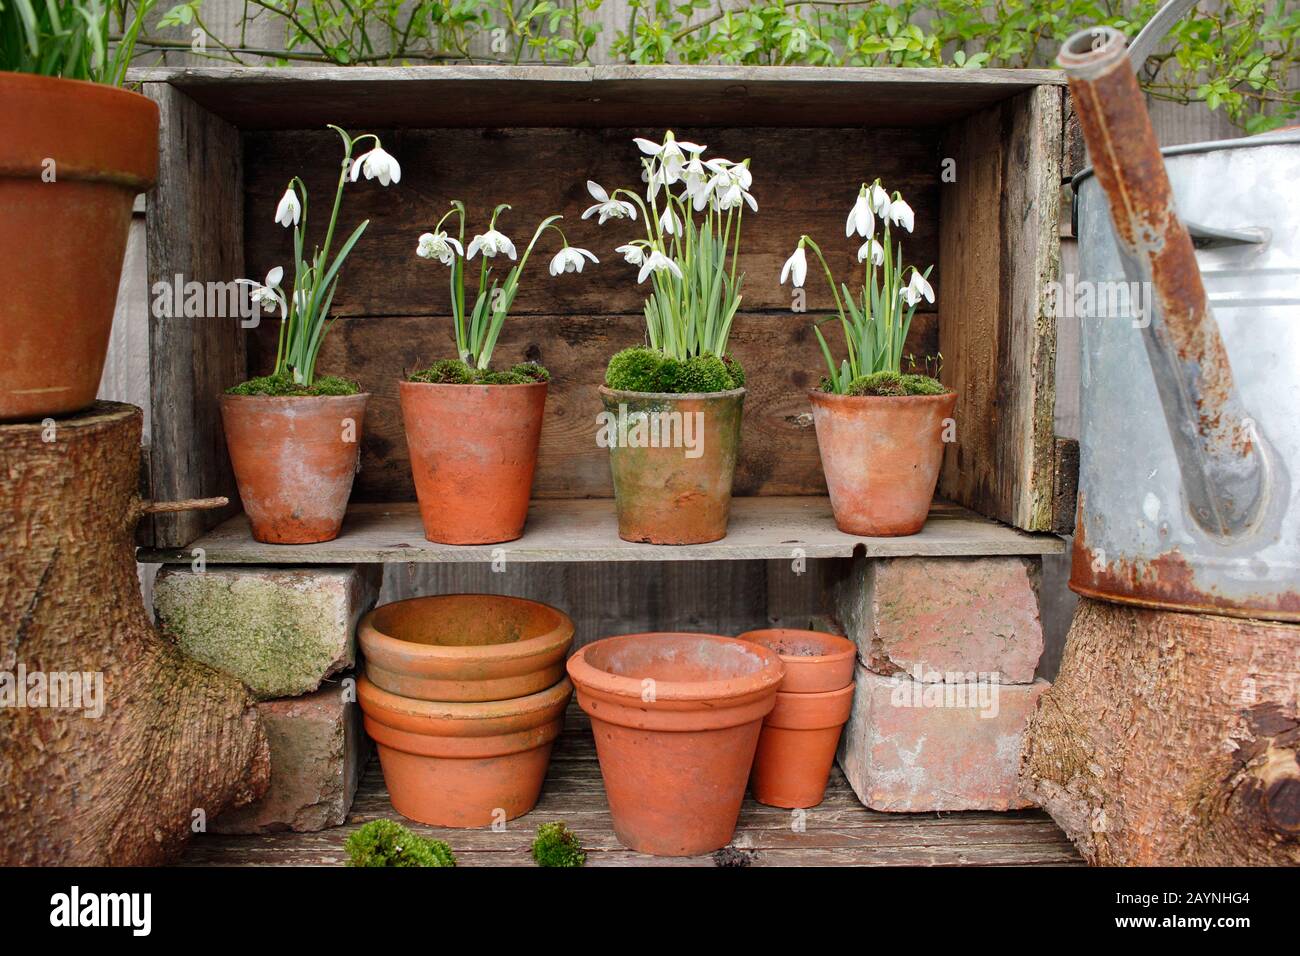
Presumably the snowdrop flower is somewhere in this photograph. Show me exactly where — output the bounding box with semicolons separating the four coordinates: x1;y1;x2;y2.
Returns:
889;196;915;233
274;186;301;228
637;250;684;284
857;238;885;266
237;266;286;315
682;154;712;210
846;187;874;239
707;159;757;212
615;243;646;266
349;144;401;186
869;181;891;216
292;287;311;316
659;206;682;236
549;246;599;276
634;131;705;186
780;244;808;288
901;269;935;307
467;229;517;260
416;230;463;266
582;181;637;225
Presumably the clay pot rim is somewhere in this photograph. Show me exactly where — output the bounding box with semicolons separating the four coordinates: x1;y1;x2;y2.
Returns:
358;673;573;721
359;594;574;663
599;385;747;402
567;631;784;703
737;628;857;667
399;379;549;392
808;388;956;406
219;391;371;405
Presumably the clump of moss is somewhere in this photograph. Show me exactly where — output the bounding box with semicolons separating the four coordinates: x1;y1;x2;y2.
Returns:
226;372;361;397
345;819;456;867
604;346;745;394
838;371;947;397
408;359;551;386
531;822;586;867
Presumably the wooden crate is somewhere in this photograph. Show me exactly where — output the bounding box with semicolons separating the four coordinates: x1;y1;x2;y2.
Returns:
133;65;1073;555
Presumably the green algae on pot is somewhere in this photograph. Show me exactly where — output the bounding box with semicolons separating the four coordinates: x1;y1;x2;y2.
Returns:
345;819;456;867
532;822;587;867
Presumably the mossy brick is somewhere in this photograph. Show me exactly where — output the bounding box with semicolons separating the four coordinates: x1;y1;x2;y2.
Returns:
211;678;368;834
154;565;380;700
837;665;1049;812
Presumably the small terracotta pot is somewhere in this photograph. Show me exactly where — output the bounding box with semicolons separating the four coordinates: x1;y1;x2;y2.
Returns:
400;380;547;545
737;628;858;693
359;674;572;828
748;684;855;809
0;74;158;421
599;386;745;545
567;632;784;856
220;392;369;544
359;594;574;702
810;389;957;536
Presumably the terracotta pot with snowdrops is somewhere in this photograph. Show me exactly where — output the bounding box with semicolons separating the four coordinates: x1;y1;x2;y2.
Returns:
781;179;954;537
585;132;754;545
221;127;399;544
401;202;597;545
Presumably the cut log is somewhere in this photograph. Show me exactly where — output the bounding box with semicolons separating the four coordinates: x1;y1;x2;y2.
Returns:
1022;596;1300;866
0;402;269;865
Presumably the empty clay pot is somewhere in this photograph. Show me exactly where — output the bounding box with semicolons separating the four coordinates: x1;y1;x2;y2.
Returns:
599;386;745;545
359;594;574;702
809;389;957;536
358;674;572;828
0;73;158;421
737;628;857;693
566;632;784;856
220;392;369;544
748;684;856;809
400;380;547;545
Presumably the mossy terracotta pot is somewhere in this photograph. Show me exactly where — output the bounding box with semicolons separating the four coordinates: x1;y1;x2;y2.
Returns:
359;594;574;702
358;674;572;828
220;392;368;544
737;628;857;693
400;380;547;545
809;389;957;536
748;684;855;809
0;74;158;421
566;632;784;856
598;386;745;545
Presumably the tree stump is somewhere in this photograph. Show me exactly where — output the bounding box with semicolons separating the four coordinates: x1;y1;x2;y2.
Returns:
1022;596;1300;865
0;402;269;865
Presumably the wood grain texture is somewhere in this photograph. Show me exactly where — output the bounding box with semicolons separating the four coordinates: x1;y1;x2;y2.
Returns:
143;83;246;548
938;86;1064;532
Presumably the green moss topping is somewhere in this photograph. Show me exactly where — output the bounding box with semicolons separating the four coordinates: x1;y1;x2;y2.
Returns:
838;371;947;397
226;372;360;396
531;822;586;867
408;359;550;385
604;346;744;394
345;819;456;867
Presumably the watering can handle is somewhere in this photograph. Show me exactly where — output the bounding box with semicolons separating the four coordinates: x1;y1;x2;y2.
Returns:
1128;0;1200;73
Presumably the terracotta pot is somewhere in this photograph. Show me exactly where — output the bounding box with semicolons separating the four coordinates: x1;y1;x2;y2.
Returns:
220;392;369;544
599;386;745;545
748;684;855;809
810;389;958;536
737;628;857;693
359;594;574;702
399;380;547;545
567;632;784;856
0;74;158;421
358;674;571;828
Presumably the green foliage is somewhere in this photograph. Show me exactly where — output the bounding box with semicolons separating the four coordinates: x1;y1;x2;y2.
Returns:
605;346;743;393
531;821;587;867
408;358;551;385
227;371;360;396
345;819;457;867
1;0;153;84
841;370;946;397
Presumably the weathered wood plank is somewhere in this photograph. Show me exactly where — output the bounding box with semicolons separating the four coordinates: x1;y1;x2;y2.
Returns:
138;497;1065;565
143;83;246;547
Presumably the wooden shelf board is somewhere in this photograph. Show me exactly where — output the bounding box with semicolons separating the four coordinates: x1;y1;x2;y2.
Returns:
128;64;1064;130
138;496;1063;565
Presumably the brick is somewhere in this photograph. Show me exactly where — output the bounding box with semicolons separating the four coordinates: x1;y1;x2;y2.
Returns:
212;679;367;833
838;555;1044;684
154;565;379;699
837;666;1049;812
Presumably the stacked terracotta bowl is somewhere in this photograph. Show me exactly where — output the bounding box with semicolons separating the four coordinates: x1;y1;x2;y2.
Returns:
357;594;573;827
738;628;857;808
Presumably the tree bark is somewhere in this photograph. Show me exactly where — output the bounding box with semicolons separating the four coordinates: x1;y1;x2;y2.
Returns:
0;402;269;865
1022;597;1300;865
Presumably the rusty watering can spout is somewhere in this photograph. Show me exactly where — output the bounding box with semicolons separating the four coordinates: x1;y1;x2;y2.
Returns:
1058;24;1271;539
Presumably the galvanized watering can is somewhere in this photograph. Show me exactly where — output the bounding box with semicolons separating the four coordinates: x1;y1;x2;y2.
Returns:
1060;7;1300;621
